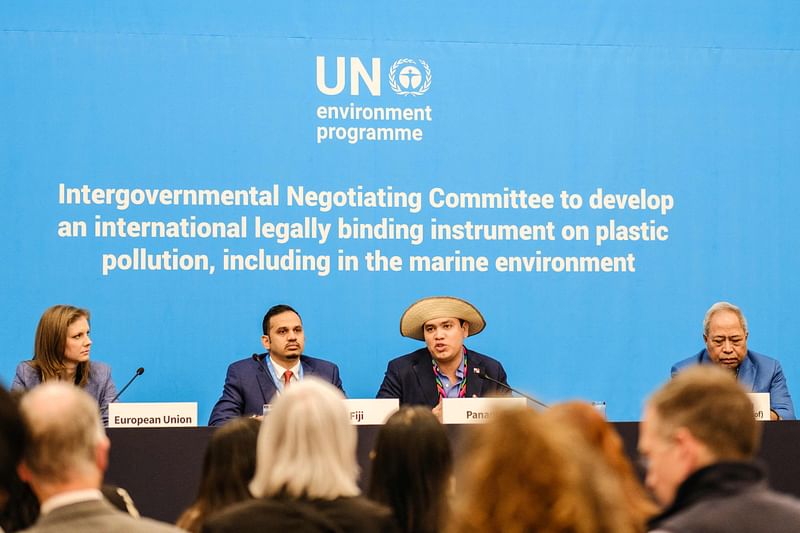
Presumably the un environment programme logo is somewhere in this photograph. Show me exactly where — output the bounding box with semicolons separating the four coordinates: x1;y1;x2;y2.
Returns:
314;55;434;145
389;59;432;96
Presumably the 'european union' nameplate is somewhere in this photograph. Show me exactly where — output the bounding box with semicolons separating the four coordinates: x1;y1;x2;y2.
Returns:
442;397;528;424
343;398;399;425
108;402;198;427
748;393;770;420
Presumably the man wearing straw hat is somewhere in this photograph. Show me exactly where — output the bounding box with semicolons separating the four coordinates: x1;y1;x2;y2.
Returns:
377;296;509;415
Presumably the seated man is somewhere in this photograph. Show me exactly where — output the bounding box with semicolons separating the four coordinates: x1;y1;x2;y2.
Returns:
377;296;509;416
671;301;794;420
208;304;344;426
641;366;800;532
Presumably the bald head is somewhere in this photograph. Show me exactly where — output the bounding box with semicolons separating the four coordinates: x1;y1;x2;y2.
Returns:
20;383;107;485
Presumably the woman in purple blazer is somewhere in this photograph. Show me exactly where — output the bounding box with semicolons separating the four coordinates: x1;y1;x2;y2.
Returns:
11;305;117;425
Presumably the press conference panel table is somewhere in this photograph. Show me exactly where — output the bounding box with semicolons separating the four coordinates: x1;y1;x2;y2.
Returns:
106;422;800;523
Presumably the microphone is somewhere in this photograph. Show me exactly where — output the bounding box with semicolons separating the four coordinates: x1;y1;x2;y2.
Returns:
473;367;549;409
252;353;268;373
111;367;144;403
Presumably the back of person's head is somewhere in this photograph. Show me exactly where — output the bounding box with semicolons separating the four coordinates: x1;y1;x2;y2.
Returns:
368;406;452;533
200;417;260;505
546;401;657;530
177;417;260;532
449;407;636;533
19;382;107;485
0;385;38;532
249;378;359;500
0;386;25;498
648;365;760;461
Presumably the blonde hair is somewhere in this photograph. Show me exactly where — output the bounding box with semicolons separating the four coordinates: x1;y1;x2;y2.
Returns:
31;305;91;387
249;378;359;500
20;382;106;483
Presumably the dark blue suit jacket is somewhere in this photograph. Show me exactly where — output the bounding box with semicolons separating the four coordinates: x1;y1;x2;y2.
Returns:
672;349;795;420
208;354;344;426
376;348;509;408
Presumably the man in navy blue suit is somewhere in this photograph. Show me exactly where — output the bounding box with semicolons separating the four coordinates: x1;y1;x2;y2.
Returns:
671;301;795;420
377;296;509;418
208;304;343;426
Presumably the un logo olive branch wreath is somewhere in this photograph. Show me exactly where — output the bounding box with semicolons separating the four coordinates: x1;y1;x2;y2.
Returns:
389;59;432;96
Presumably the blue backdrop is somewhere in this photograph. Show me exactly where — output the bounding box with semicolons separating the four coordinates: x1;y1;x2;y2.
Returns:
2;1;799;422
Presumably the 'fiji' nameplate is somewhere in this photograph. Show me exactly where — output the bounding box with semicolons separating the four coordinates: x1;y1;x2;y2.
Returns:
343;398;400;425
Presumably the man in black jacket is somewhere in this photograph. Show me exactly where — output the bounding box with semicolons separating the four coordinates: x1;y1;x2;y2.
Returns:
377;296;509;418
640;366;800;532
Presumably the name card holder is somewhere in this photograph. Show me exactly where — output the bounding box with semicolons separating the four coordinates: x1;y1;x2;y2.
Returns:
343;398;399;425
748;393;770;421
108;402;198;427
442;397;528;424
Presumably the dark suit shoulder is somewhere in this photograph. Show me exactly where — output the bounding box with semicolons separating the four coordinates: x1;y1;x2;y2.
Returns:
226;356;260;372
386;348;431;367
300;354;340;370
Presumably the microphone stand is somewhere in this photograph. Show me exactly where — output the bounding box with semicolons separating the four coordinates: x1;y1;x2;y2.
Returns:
110;367;145;403
474;368;549;409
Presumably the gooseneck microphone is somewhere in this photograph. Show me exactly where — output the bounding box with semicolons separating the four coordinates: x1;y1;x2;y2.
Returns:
252;353;268;373
473;367;549;409
111;367;144;403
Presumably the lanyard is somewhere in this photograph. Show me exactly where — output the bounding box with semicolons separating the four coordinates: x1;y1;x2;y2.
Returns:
432;348;467;399
266;357;304;393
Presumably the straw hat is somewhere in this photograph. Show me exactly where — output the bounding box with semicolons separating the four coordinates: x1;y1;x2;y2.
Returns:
400;296;486;340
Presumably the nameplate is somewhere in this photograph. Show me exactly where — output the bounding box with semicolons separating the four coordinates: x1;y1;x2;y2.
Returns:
343;398;399;425
108;402;198;427
442;397;528;424
748;393;770;420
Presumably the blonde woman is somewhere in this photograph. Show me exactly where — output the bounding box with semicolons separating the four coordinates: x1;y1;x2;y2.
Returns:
202;378;398;533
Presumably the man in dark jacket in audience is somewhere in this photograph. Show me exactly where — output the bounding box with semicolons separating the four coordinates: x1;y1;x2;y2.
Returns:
640;366;800;532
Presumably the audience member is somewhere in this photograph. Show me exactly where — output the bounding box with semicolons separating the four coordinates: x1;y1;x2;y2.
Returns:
11;305;117;425
545;401;657;532
177;417;260;532
0;386;37;533
368;406;452;533
448;407;636;533
202;378;397;533
16;382;181;532
641;366;800;532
